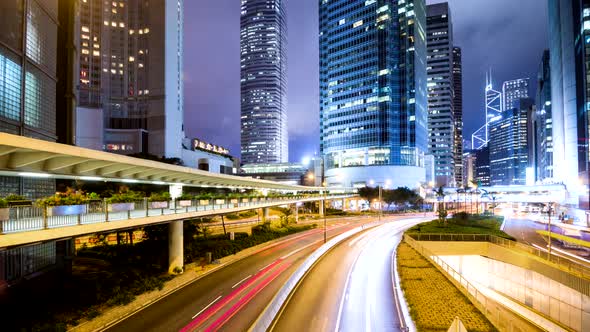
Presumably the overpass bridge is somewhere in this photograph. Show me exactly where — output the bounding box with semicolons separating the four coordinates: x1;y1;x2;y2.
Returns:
0;133;357;284
431;184;568;204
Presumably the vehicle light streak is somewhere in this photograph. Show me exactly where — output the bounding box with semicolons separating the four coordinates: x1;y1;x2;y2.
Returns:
204;262;292;332
179;259;284;332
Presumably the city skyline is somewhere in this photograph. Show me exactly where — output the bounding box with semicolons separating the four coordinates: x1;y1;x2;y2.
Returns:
186;0;547;162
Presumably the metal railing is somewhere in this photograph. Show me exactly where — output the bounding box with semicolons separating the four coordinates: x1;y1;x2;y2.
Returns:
403;235;547;332
0;194;353;234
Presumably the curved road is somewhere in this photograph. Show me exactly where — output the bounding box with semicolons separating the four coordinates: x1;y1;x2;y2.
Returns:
105;215;416;332
271;218;422;332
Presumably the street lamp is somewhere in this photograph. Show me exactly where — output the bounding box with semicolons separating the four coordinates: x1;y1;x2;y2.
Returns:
547;201;553;256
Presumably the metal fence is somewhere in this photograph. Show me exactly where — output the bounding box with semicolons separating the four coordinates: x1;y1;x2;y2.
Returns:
0;195;351;234
407;233;590;277
403;235;546;332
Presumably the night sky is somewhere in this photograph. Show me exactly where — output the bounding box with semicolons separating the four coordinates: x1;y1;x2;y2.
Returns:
184;0;547;162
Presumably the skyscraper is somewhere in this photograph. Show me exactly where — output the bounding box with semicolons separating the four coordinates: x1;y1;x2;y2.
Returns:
489;98;533;186
534;50;553;182
426;2;455;187
452;46;463;187
502;78;529;111
319;0;428;188
240;0;288;164
77;0;185;158
471;73;501;150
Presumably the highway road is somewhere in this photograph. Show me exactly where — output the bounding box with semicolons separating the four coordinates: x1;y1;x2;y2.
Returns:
105;215;415;332
503;216;590;264
270;218;423;332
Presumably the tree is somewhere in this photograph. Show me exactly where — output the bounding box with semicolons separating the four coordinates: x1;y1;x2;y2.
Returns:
435;186;447;223
357;186;379;202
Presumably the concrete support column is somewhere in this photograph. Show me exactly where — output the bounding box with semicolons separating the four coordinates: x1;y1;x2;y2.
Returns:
260;207;270;223
319;200;325;217
168;220;183;274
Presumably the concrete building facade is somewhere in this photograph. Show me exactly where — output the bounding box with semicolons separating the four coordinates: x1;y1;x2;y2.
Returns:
240;0;288;164
426;2;455;187
77;0;185;158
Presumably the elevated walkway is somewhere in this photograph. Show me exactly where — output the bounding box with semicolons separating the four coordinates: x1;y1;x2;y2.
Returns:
0;195;353;248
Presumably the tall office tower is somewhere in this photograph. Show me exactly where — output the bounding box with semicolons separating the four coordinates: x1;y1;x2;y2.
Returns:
77;0;185;158
426;3;455;187
452;47;463;187
502;78;529;111
489;98;533;186
472;73;501;150
462;150;476;187
534;50;553;182
240;0;288;164
549;0;590;208
474;145;490;186
319;0;428;188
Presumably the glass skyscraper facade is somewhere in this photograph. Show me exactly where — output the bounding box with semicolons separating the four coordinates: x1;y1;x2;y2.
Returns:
489;98;533;186
240;0;288;164
319;0;428;188
534;50;553;182
502;78;529;112
0;0;61;199
426;2;455;187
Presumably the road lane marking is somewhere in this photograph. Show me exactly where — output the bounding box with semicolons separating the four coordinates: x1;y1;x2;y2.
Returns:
232;275;252;289
192;296;222;319
280;239;322;259
259;261;275;271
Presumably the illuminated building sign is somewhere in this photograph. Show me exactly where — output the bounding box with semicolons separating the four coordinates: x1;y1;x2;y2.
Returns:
192;138;230;156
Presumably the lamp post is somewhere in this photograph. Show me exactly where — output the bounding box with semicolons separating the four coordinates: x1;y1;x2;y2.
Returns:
378;185;382;222
547;202;553;256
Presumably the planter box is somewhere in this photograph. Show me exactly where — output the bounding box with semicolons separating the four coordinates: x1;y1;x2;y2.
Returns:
109;202;135;212
251;198;258;202
230;199;239;204
241;198;249;203
0;208;9;221
178;200;192;207
214;199;225;205
199;200;211;206
48;204;87;216
7;200;32;207
150;201;168;209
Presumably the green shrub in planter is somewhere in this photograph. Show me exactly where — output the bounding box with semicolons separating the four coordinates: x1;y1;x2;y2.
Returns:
0;198;8;209
148;192;171;202
107;191;142;204
36;188;89;207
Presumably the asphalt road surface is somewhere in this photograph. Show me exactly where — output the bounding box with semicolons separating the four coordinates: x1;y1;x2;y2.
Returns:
270;218;423;332
105;215;415;332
